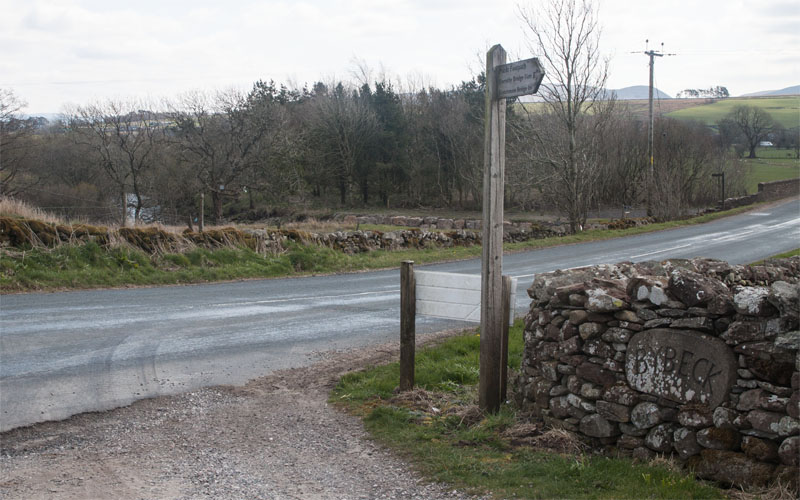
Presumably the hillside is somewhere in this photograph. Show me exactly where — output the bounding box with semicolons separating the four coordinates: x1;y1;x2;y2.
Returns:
666;96;800;128
613;85;671;100
741;85;800;97
617;98;709;122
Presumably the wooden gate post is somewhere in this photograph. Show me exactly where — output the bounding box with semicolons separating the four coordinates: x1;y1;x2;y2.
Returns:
400;261;416;391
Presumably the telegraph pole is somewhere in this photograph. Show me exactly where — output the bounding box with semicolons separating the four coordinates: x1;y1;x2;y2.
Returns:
640;40;673;215
645;42;664;183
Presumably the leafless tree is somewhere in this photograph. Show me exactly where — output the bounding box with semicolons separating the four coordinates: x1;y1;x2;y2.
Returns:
66;99;161;225
517;0;613;232
650;118;744;219
596;108;647;214
170;90;268;222
724;105;775;158
0;89;39;196
307;82;379;205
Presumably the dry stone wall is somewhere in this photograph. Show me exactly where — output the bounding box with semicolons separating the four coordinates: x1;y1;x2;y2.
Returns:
338;214;653;238
719;178;800;210
515;257;800;490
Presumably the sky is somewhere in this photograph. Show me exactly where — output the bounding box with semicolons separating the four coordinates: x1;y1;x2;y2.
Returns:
1;0;798;114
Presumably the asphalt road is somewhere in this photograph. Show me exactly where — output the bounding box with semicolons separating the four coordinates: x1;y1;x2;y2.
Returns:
1;198;798;431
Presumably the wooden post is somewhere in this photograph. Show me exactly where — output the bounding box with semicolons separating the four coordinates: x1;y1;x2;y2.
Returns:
120;191;127;228
479;44;507;414
199;193;205;232
400;261;416;391
500;275;512;403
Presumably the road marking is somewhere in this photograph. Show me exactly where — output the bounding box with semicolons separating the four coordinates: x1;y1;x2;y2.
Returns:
768;219;800;229
630;243;691;259
747;212;770;216
712;229;755;242
209;289;400;308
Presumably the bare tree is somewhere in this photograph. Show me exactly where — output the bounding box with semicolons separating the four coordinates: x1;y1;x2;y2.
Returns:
595;108;647;213
0;89;38;196
307;82;379;205
724;105;775;159
517;0;613;232
650;118;744;219
66;99;160;225
170;90;268;222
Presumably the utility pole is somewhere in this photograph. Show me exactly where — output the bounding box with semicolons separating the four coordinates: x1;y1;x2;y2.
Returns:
640;40;673;215
645;41;664;184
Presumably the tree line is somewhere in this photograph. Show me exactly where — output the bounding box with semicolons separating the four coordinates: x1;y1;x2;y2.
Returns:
1;0;764;234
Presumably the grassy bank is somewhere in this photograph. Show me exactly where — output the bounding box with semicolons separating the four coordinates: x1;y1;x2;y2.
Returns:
331;323;723;499
0;241;483;293
0;201;782;293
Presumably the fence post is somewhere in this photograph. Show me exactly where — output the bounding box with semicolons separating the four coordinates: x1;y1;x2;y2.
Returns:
500;275;512;403
400;261;416;391
199;193;205;232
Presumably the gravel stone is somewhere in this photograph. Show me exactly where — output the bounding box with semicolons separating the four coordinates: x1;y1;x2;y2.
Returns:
0;333;484;500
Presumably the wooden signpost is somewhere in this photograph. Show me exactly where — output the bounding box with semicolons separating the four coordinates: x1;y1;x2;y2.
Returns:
480;45;544;413
398;45;542;411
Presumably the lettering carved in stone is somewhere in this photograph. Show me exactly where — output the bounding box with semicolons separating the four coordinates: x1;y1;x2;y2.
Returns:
625;329;736;408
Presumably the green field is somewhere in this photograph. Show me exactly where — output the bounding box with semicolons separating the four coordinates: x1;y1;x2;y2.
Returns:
743;149;800;193
667;96;800;128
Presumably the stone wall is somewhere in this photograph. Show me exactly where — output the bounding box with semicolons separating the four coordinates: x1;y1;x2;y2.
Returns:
338;214;653;237
515;257;800;490
758;178;800;202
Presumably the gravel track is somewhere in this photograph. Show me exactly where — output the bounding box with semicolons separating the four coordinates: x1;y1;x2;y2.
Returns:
0;330;482;500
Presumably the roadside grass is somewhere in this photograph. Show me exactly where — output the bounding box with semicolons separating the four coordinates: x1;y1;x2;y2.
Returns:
331;323;723;499
767;248;800;259
752;248;800;264
0;201;784;293
505;202;770;254
666;96;800;129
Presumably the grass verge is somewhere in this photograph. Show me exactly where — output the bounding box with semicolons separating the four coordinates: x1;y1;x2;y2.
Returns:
330;322;723;499
0;200;786;293
752;248;800;264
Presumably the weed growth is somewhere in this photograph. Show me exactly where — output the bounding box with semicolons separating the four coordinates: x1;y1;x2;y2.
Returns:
332;323;723;499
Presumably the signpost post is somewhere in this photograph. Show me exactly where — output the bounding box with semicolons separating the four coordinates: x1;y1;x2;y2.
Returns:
480;45;543;413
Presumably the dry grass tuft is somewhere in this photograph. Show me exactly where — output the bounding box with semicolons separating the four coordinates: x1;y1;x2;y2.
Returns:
0;197;66;225
647;454;684;474
526;427;587;455
726;480;799;500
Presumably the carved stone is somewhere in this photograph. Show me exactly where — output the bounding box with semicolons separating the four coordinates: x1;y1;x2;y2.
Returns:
626;329;737;408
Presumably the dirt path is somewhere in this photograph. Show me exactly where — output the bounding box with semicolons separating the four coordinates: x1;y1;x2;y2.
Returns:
0;330;481;500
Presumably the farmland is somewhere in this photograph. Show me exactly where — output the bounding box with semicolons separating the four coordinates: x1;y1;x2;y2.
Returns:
666;96;800;128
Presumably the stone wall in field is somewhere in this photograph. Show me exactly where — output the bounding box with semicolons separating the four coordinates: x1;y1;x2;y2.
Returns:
757;178;800;202
720;178;800;210
515;257;799;490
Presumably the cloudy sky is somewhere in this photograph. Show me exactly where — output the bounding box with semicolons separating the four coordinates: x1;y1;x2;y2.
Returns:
1;0;797;114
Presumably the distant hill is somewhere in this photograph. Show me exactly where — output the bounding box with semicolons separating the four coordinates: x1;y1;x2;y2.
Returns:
612;85;672;100
518;85;671;102
741;85;800;97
